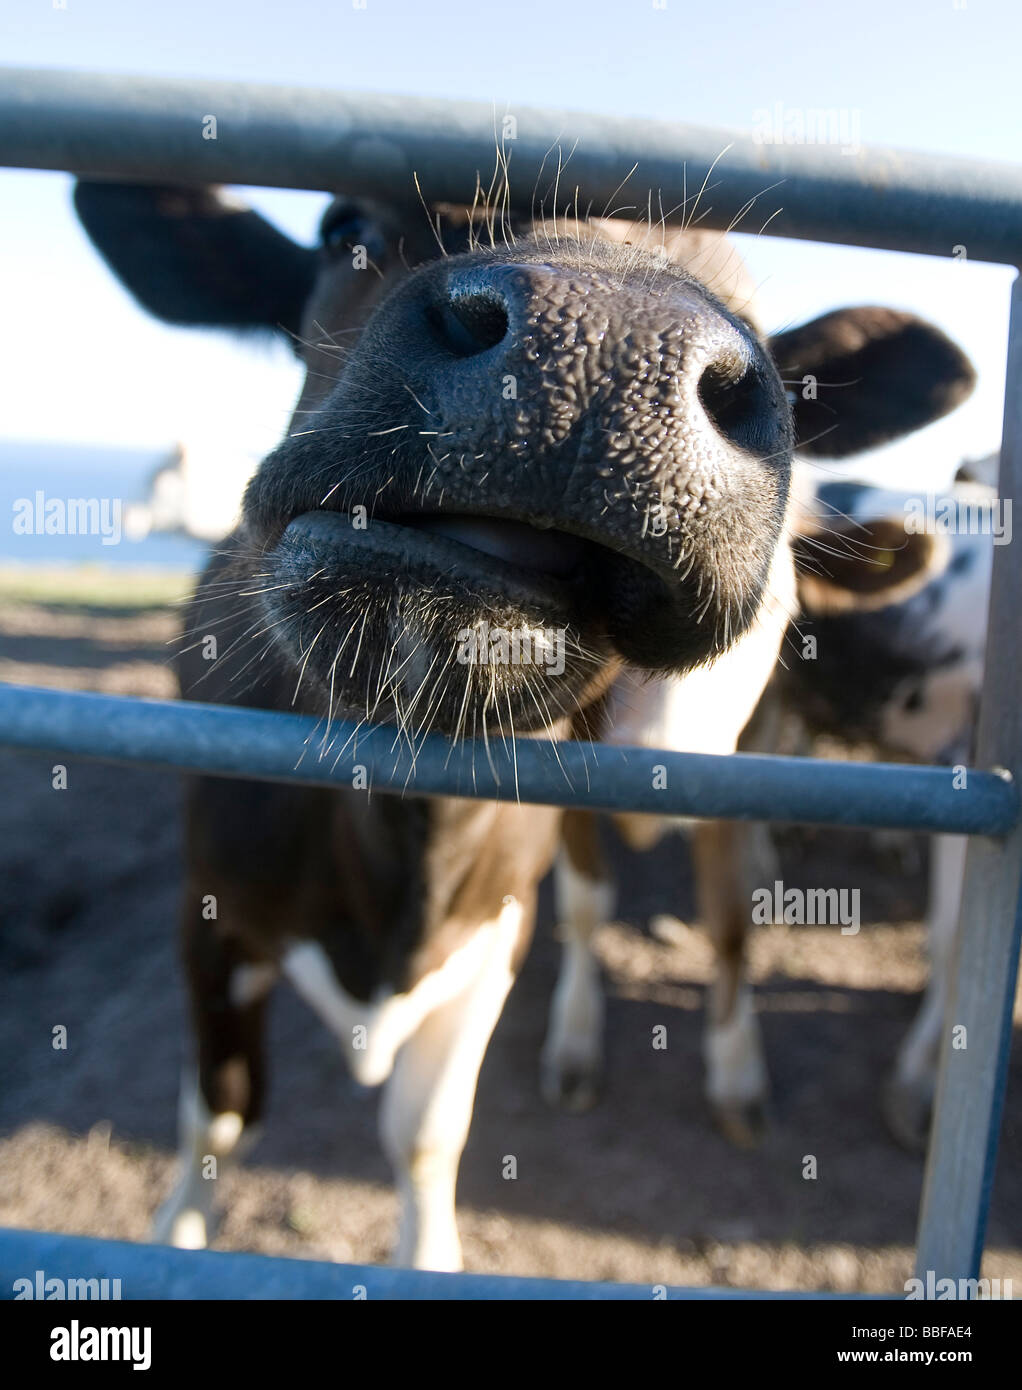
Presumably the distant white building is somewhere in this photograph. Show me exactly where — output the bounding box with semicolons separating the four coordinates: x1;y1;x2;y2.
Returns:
123;439;260;543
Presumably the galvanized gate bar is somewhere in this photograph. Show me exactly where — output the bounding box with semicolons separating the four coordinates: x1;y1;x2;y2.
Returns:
915;275;1022;1281
0;683;1017;835
2;67;1022;264
0;1227;890;1300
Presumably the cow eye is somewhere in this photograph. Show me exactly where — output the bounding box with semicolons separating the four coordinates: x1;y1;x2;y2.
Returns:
320;204;378;257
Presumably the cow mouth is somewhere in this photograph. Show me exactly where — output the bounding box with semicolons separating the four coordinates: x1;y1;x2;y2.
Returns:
251;505;628;734
254;478;776;727
277;509;597;602
249;443;784;734
270;505;680;662
397;513;587;579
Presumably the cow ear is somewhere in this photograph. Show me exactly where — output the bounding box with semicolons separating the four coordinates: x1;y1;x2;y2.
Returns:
770;307;975;458
73;182;317;339
793;516;949;615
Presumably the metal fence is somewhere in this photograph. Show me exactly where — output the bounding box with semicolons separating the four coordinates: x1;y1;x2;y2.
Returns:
1;66;1021;1299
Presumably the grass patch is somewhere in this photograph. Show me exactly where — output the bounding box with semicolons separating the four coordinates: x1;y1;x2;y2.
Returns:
0;564;194;609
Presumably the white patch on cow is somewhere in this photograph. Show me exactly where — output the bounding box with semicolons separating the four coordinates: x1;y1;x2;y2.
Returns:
875;525;988;765
152;1072;256;1250
167;1209;208;1251
589;541;792;1110
603;538;795;842
228;962;278;1007
541;853;609;1105
555;851;614;934
283;906;523;1089
883;661;983;765
207;1110;245;1153
703;987;767;1105
378;895;525;1270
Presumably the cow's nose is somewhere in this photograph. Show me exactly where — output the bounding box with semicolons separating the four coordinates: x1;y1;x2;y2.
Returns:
429;280;511;357
695;339;781;456
425;264;539;367
422;260;779;455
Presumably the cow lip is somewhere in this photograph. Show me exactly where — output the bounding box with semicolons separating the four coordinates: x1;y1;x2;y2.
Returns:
282;508;595;575
392;512;587;578
277;509;589;603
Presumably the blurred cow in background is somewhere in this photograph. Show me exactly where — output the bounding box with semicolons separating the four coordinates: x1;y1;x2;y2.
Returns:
548;460;998;1154
775;464;999;1148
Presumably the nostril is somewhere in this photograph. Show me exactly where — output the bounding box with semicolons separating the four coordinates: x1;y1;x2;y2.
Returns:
429;291;510;357
698;351;776;455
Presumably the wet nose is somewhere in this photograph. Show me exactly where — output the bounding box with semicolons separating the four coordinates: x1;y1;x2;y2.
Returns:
428;273;511;357
422;259;782;458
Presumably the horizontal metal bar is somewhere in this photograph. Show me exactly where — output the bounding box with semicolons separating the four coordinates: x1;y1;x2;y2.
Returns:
0;1228;891;1300
0;684;1015;834
2;67;1021;263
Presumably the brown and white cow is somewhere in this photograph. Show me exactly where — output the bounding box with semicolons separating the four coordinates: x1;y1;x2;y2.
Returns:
74;180;974;1267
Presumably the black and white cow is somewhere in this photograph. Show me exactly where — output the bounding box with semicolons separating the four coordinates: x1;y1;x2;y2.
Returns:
775;472;997;1147
74;179;975;1265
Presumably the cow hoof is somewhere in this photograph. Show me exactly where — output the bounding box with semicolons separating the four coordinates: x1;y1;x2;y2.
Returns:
152;1206;208;1249
540;1050;601;1113
711;1098;767;1149
152;1193;218;1249
882;1076;933;1153
393;1240;463;1273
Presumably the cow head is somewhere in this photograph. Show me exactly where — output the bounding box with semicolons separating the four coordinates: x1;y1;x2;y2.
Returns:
74;181;975;741
784;488;988;762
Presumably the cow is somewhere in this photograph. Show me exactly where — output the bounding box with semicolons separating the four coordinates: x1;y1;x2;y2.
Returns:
73;178;975;1267
538;467;986;1145
771;473;995;1148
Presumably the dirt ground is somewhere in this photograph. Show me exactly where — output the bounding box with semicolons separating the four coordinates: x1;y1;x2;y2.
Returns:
1;574;1020;1294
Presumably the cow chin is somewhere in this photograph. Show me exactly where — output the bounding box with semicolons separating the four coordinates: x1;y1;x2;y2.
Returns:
258;512;613;738
252;496;782;738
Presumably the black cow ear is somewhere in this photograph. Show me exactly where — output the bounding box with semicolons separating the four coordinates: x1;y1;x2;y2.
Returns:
770;307;976;458
73;182;317;339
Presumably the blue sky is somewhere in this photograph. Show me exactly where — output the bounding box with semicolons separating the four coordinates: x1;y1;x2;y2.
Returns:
1;0;1018;486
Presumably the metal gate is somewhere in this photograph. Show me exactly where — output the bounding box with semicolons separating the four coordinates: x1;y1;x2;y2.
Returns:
1;66;1020;1297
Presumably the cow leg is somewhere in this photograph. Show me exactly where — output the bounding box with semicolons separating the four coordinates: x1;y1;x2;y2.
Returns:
540;810;609;1113
380;895;525;1271
884;833;966;1152
153;905;275;1248
693;819;768;1147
